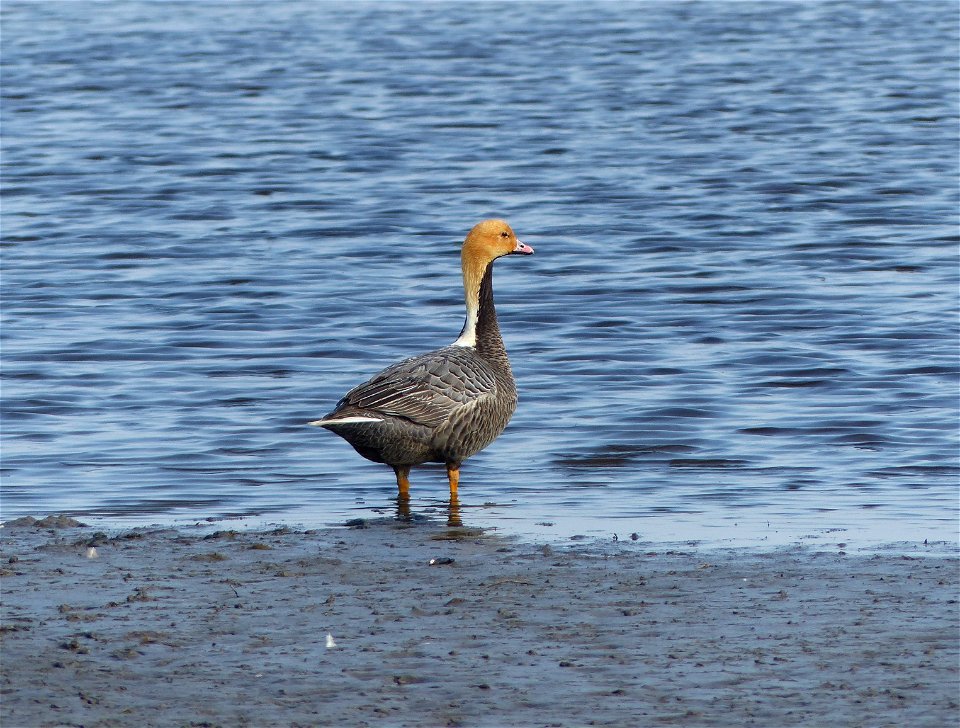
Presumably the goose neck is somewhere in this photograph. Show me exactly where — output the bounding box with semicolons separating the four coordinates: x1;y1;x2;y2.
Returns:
453;263;505;357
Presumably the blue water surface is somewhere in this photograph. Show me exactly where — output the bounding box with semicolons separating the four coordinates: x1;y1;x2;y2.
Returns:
2;1;958;550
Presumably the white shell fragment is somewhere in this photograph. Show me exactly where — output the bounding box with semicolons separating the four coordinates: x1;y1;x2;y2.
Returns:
325;633;338;649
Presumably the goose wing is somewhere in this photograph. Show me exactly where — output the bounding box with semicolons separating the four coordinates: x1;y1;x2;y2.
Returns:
331;346;497;429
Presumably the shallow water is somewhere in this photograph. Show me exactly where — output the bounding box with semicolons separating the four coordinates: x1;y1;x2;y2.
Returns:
2;1;958;549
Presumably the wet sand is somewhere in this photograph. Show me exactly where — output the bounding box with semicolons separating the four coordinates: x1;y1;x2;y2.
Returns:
1;516;957;727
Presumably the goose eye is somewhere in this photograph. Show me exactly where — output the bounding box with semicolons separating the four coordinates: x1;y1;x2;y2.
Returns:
500;231;509;238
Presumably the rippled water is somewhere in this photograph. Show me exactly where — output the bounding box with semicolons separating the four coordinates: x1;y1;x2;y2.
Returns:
2;1;958;548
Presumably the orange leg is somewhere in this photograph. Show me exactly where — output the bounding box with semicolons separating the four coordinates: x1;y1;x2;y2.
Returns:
394;465;411;520
394;465;411;501
446;463;462;527
446;463;460;500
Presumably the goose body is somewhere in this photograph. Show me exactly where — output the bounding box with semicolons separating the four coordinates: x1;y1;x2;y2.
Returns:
309;220;534;513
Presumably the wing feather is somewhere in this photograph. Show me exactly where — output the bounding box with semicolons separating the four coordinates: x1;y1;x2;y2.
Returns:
330;346;498;429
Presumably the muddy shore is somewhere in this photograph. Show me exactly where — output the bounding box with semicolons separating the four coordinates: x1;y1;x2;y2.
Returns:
1;516;957;727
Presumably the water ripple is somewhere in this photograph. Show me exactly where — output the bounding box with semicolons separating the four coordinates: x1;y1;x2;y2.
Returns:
1;0;957;547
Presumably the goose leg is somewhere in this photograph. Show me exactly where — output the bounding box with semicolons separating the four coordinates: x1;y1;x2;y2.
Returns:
394;465;411;520
446;462;462;527
394;465;411;501
446;462;460;500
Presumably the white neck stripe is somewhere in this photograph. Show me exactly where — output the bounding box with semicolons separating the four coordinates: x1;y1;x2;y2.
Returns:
452;303;478;347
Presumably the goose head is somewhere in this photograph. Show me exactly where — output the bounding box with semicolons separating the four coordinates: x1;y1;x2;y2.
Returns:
461;219;534;295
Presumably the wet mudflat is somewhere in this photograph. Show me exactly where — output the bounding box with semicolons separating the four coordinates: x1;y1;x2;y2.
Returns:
2;518;957;727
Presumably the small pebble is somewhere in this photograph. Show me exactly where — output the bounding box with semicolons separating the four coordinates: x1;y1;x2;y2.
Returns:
86;547;98;559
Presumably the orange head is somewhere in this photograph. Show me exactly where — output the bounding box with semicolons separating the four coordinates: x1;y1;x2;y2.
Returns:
461;219;534;293
462;219;533;261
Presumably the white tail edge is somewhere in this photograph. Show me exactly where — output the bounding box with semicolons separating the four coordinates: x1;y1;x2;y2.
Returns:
308;416;383;426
